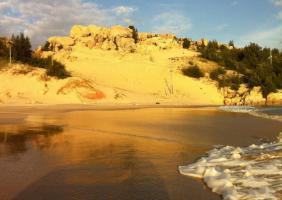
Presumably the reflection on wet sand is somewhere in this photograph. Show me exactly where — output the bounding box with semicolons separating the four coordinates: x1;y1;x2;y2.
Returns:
0;125;64;156
0;107;281;200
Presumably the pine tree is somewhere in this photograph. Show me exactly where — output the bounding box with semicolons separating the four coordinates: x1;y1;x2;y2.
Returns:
128;25;139;43
11;33;32;62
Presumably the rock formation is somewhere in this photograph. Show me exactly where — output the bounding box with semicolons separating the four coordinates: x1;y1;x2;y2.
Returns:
43;24;182;54
222;85;282;106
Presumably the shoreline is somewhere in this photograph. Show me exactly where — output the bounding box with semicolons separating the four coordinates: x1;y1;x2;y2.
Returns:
0;102;222;111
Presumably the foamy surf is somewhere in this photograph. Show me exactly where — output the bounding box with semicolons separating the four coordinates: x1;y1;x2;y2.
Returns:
219;106;257;113
219;106;282;122
179;134;282;200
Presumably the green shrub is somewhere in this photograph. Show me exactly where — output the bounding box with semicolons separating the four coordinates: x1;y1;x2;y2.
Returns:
210;67;226;80
182;66;204;78
46;62;70;79
28;56;70;79
229;76;241;91
199;41;282;98
183;38;191;49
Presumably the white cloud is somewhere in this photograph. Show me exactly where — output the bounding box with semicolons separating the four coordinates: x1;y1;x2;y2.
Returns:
215;23;229;31
0;0;137;47
272;0;282;20
152;12;192;35
230;1;238;6
277;11;282;20
112;6;137;16
0;1;9;10
238;25;282;48
273;0;282;7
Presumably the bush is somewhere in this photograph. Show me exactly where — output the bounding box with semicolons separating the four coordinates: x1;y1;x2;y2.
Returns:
183;38;191;49
182;66;204;78
46;62;70;79
229;76;241;91
210;67;226;80
28;56;70;79
217;76;241;91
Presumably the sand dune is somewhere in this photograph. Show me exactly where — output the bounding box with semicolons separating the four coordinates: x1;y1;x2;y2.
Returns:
0;25;224;105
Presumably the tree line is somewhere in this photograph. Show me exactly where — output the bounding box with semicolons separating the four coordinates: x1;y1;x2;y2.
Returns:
0;33;69;79
199;41;282;98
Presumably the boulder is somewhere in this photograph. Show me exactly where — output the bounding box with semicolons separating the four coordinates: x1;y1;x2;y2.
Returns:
70;25;91;38
245;87;266;105
47;24;181;53
115;37;136;52
110;25;132;38
101;39;117;51
267;91;282;105
88;25;102;37
48;37;75;49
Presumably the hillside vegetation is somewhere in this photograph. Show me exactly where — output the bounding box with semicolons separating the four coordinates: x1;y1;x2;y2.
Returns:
0;34;69;79
198;41;282;98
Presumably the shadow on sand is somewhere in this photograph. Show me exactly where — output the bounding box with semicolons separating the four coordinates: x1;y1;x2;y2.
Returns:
13;142;170;200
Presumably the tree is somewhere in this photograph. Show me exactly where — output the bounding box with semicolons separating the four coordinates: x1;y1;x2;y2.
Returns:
11;33;32;62
261;77;277;99
42;41;51;51
0;37;9;57
128;25;138;43
229;40;234;47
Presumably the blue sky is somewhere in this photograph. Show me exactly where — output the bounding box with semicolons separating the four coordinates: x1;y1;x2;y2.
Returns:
0;0;282;48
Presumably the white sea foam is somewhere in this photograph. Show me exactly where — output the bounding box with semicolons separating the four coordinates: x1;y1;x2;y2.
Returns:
179;134;282;200
219;106;257;113
219;106;282;122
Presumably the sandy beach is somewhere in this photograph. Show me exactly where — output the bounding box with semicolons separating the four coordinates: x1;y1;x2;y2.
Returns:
0;106;282;200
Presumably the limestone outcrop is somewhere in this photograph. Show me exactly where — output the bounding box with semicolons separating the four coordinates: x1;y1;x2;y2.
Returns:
42;24;183;54
46;25;136;53
138;33;180;50
223;85;282;106
267;92;282;105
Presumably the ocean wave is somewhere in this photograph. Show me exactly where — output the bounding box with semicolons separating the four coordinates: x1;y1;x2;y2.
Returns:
219;106;257;113
219;106;282;122
249;111;282;123
179;134;282;200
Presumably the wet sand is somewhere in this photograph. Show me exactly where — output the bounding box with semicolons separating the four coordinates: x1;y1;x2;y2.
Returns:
0;106;282;200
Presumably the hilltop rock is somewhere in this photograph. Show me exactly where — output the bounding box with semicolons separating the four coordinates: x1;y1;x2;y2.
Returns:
267;91;282;105
138;33;180;50
48;37;75;50
68;25;136;52
70;25;91;38
43;25;184;54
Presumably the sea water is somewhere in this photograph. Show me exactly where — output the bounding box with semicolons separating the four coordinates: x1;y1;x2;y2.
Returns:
180;106;282;200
